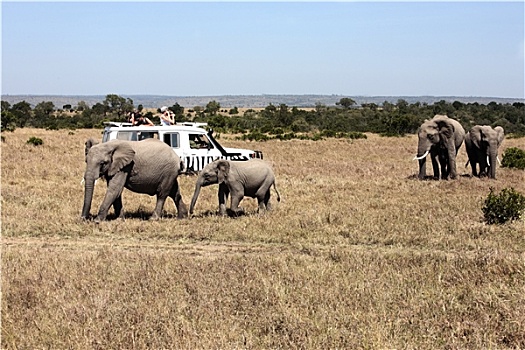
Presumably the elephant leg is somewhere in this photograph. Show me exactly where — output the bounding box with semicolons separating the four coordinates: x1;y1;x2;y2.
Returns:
262;190;272;211
96;173;127;222
431;155;440;179
218;184;229;216
470;161;478;177
255;188;271;212
151;196;167;220
113;195;125;220
170;180;188;219
229;193;245;216
439;156;449;179
418;159;426;180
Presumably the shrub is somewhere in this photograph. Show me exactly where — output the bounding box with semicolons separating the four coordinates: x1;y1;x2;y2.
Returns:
482;187;525;225
501;147;525;169
347;132;367;140
26;137;43;146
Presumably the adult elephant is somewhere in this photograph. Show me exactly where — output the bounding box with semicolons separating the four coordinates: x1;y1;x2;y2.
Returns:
81;138;187;222
464;125;504;179
189;159;280;216
414;115;465;180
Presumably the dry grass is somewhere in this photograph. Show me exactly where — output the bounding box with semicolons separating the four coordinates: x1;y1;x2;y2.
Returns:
2;128;525;349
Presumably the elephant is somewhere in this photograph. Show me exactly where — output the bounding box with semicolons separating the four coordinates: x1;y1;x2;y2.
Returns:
414;114;465;180
81;138;188;222
189;159;280;216
464;125;504;179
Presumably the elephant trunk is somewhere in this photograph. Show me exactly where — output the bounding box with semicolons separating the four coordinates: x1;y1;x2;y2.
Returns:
81;170;98;219
189;181;202;214
488;142;498;179
415;138;431;160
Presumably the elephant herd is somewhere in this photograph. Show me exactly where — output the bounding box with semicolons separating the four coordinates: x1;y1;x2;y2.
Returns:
81;115;504;222
414;114;504;181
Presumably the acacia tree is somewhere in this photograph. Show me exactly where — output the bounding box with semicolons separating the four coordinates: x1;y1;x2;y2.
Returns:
336;97;356;109
103;94;134;119
205;100;220;116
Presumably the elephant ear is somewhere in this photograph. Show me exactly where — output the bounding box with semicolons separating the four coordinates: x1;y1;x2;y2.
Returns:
109;142;135;177
435;116;454;140
494;126;505;146
216;160;230;184
470;126;483;149
85;138;99;161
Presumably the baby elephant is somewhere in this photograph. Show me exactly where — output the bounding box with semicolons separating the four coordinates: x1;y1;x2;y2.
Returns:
189;159;280;216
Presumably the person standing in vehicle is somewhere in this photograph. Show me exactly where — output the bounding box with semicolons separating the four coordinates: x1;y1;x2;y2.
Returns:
160;106;175;126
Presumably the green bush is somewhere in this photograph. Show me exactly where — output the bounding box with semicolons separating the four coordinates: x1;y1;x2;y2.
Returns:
501;147;525;169
26;137;43;146
347;132;367;140
482;187;525;225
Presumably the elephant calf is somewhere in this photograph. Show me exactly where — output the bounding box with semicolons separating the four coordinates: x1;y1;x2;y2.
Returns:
82;138;188;222
189;159;280;216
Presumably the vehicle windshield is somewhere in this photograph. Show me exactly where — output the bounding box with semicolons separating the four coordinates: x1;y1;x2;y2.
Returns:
189;133;213;149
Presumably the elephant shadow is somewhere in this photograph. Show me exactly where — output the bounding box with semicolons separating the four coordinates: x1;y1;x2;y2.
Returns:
190;209;248;219
83;209;177;221
407;173;473;181
407;174;440;181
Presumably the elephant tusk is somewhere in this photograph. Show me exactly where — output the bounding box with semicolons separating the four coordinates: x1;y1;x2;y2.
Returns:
487;156;490;167
413;150;429;161
497;156;501;166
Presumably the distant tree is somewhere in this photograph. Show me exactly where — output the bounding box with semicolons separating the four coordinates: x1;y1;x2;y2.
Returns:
77;101;89;112
336;97;356;109
63;104;72;111
1;101;10;111
92;102;108;116
170;103;184;115
229;106;239;115
34;101;55;118
205;100;221;115
315;103;327;114
103;94;133;119
396;99;408;113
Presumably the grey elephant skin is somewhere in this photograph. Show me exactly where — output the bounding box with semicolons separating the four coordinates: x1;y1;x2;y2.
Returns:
189;159;280;216
415;115;465;180
81;138;188;222
464;125;504;179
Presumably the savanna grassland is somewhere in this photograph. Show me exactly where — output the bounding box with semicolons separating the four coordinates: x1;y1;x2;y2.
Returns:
2;128;525;349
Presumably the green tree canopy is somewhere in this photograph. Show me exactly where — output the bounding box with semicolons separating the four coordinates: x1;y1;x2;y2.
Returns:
336;97;356;109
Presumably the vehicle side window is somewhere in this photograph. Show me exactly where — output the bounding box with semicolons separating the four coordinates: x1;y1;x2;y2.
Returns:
138;132;159;141
189;133;213;149
163;133;179;148
116;131;138;141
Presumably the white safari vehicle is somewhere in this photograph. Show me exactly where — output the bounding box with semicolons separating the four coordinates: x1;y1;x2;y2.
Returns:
102;122;263;173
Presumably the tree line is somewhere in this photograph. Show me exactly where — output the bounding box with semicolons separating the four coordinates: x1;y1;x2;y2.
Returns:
2;94;524;139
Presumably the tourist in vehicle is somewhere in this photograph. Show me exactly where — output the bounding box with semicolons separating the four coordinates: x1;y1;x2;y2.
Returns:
128;110;139;124
134;114;154;126
160;106;175;126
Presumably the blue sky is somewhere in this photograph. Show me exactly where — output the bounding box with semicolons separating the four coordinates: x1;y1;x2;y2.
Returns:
2;2;524;98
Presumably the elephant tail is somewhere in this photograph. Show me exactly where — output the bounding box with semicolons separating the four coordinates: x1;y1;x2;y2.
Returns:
273;182;281;202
